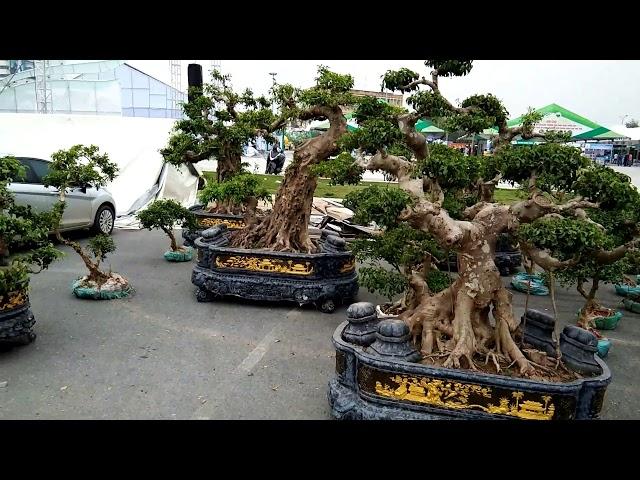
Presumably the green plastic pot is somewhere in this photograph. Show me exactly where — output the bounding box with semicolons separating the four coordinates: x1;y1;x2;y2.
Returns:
597;338;611;358
164;247;194;262
577;308;622;330
623;298;640;314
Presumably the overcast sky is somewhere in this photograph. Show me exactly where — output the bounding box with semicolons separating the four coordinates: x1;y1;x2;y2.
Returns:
126;60;640;125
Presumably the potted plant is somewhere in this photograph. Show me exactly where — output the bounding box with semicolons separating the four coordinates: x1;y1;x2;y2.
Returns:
169;67;360;313
326;60;617;419
1;155;61;345
43;145;132;300
136;199;197;262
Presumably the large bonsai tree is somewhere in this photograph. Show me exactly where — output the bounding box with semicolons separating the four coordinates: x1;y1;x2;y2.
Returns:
333;60;639;376
42;145;125;290
163;65;356;253
1;155;61;309
161;69;287;214
136;199;197;252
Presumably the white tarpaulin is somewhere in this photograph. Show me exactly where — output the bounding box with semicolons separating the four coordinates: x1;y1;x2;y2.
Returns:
0;113;199;227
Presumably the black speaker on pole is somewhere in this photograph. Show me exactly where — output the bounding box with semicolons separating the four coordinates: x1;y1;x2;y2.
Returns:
187;63;203;103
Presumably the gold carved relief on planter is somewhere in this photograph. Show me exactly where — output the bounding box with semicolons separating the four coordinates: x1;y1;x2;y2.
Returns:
0;290;26;312
198;217;245;230
356;364;566;419
373;374;555;420
215;255;314;276
339;258;356;273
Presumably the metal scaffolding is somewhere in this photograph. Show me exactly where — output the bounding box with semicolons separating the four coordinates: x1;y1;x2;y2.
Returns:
34;60;52;114
169;60;182;111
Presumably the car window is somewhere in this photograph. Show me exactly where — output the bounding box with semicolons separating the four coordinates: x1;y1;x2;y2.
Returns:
16;158;51;184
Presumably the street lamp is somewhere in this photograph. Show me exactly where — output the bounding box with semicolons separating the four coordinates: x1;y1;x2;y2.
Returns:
268;72;284;150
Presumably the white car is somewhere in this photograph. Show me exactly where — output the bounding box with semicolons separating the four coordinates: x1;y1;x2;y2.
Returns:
8;156;116;235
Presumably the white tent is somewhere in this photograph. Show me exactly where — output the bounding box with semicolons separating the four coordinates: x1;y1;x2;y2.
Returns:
0;113;199;227
606;124;640;141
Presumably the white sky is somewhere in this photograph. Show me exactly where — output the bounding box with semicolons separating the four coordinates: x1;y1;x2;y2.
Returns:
126;60;640;125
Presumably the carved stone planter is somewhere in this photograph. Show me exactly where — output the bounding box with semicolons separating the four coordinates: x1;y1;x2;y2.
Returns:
182;207;246;247
192;226;359;313
0;298;36;346
328;305;611;420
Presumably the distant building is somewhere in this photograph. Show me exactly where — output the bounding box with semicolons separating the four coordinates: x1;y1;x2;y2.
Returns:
342;89;404;114
0;60;186;119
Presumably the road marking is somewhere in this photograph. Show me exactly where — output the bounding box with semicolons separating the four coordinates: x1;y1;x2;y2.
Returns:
235;325;281;374
191;307;300;420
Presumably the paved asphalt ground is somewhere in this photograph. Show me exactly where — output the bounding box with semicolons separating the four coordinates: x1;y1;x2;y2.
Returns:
1;228;638;419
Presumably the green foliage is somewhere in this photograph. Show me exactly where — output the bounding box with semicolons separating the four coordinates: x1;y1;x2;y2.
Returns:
407;91;453;119
381;68;420;93
197;172;270;206
1;155;61;298
518;218;608;260
350;223;444;269
88;234;116;263
416;144;481;189
357;265;452;302
573;164;640;210
444;94;508;134
494;143;589;191
343;185;413;229
358;266;407;302
162;69;281;169
137;199;197;233
624;250;640;275
554;258;628;290
312;152;364;186
425;60;473;77
298;66;355;109
44;145;118;193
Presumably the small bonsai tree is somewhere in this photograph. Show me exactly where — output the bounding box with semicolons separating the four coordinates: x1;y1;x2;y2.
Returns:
1;155;61;311
520;165;640;329
196;172;271;225
42;145;128;296
136;199;197;254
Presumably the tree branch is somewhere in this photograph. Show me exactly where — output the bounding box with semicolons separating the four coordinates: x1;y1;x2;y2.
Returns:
594;237;640;264
520;241;580;271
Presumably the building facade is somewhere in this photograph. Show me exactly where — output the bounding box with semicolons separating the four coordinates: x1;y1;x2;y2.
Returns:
0;60;186;119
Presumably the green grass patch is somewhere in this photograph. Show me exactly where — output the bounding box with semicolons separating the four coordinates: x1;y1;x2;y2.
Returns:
202;171;523;203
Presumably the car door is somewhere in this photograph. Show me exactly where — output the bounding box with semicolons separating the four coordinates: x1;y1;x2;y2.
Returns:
9;158;93;229
8;157;56;222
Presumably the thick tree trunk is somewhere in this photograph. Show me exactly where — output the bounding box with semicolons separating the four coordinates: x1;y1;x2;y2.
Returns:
231;106;346;253
231;151;318;252
217;152;242;183
400;226;534;375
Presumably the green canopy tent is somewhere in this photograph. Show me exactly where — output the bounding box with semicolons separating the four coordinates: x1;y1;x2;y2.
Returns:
507;103;626;141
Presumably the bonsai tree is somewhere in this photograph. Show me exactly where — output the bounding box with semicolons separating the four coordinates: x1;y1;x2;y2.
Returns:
326;60;639;376
42;145;129;297
136;199;197;257
161;69;288;214
196;171;271;225
164;65;357;253
1;155;61;311
519;165;640;329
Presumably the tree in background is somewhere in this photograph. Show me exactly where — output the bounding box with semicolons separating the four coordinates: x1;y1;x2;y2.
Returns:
1;155;61;311
136;199;197;254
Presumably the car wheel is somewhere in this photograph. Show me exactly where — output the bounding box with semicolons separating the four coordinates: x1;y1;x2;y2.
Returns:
92;204;115;235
